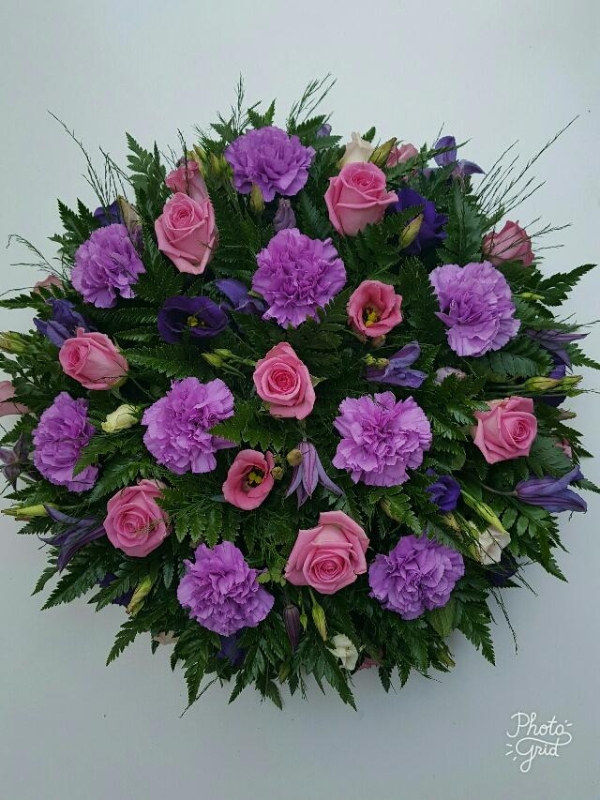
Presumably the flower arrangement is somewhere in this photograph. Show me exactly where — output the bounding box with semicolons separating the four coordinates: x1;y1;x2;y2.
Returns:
1;79;597;709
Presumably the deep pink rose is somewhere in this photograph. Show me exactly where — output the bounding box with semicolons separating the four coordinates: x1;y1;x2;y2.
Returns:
59;328;128;390
324;162;397;236
222;449;275;510
154;192;217;275
347;279;403;338
165;160;208;203
386;143;419;167
34;275;62;293
284;510;369;595
0;380;28;417
253;342;315;420
104;479;170;557
482;221;534;267
472;396;537;464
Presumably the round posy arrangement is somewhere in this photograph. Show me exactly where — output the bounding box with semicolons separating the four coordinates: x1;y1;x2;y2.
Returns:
1;81;596;708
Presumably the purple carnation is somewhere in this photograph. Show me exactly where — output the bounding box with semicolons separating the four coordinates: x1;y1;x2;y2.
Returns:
430;261;520;357
32;392;98;492
369;535;464;620
332;392;432;487
142;377;234;474
177;541;274;636
72;223;145;308
253;228;346;328
224;126;315;203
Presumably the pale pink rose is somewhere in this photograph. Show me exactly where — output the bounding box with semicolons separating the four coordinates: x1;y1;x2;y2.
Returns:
165;160;208;203
253;342;315;420
324;162;398;237
387;143;419;167
284;510;369;595
34;275;63;293
154;192;217;275
0;380;28;417
347;280;403;338
222;449;275;510
482;221;534;267
104;479;170;558
472;396;537;464
59;328;128;390
557;439;573;459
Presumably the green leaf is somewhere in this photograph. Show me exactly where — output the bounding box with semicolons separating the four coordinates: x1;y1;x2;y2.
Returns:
106;619;142;665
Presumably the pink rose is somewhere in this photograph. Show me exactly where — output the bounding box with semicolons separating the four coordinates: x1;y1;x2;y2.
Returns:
324;162;398;236
34;275;62;293
472;396;537;464
165;159;208;203
104;479;170;557
253;342;315;420
59;328;128;390
154;192;217;275
0;380;28;417
284;510;369;595
482;221;534;267
386;143;418;167
222;449;275;510
347;279;403;338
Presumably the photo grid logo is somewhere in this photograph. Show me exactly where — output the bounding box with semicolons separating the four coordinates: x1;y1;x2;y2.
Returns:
506;711;573;773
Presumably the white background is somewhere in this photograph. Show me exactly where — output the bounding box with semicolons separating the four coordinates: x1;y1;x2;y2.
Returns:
0;1;599;798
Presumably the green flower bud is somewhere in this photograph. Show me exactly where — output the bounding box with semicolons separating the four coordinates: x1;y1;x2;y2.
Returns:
270;466;284;480
126;576;153;616
2;503;56;518
249;184;265;214
311;601;328;641
0;332;28;354
521;376;561;392
202;352;224;368
286;448;303;467
369;137;397;168
399;215;423;250
461;491;508;536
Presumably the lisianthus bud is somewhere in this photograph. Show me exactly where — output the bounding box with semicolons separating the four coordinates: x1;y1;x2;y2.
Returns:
0;332;27;353
399;215;423;250
270;466;284;480
371;335;386;348
202;352;224;368
461;491;509;536
286;448;303;467
250;184;265;214
558;375;583;390
101;404;139;433
312;601;328;641
126;576;153;616
3;503;55;518
283;604;301;651
521;376;561;392
369;137;397;168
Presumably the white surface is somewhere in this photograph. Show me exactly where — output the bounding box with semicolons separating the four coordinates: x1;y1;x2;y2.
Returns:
1;1;599;798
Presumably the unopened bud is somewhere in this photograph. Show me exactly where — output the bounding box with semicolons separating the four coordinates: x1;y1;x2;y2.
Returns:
311;601;328;641
521;376;561;392
399;215;423;250
283;604;301;652
369;137;397;168
101;404;139;433
202;352;224;368
370;335;386;348
0;332;27;354
270;466;284;480
249;184;265;214
126;576;153;616
286;448;303;467
2;503;55;519
461;491;508;536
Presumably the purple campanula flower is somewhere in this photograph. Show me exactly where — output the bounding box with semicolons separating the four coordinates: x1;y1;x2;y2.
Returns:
434;136;484;178
41;506;106;571
224;126;315;203
0;434;31;488
369;535;464;620
285;441;343;507
316;123;332;138
157;296;228;344
527;329;588;368
98;573;134;607
365;341;427;388
273;198;296;232
389;188;448;254
214;278;266;316
34;299;92;347
515;465;587;513
93;200;122;227
426;471;461;512
217;633;246;667
283;605;301;652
